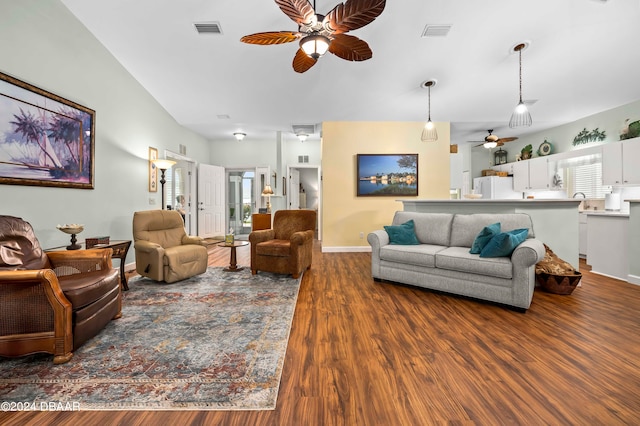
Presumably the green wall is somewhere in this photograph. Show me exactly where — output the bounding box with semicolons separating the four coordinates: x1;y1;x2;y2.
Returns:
0;0;210;261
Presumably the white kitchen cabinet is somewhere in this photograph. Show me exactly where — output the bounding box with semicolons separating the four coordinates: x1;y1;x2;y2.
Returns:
512;157;549;191
491;162;514;175
602;139;640;185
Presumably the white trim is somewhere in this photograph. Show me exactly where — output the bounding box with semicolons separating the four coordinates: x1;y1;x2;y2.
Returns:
322;246;371;253
590;269;628;282
627;274;640;286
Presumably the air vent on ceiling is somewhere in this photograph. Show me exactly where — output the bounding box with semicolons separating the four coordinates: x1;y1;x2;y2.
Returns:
421;24;452;38
216;114;230;120
194;22;222;34
292;124;316;135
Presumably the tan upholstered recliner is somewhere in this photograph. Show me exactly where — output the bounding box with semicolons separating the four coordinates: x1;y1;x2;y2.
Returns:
132;210;208;283
249;209;316;279
0;215;121;364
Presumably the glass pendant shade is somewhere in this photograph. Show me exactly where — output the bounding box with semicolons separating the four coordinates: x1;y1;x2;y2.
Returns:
509;43;532;128
300;34;330;59
483;141;498;149
421;80;438;142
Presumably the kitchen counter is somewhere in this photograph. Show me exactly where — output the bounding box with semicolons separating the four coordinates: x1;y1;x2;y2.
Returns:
401;199;582;268
581;210;630;217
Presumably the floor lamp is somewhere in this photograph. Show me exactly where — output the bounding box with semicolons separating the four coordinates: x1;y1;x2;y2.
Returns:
152;159;176;210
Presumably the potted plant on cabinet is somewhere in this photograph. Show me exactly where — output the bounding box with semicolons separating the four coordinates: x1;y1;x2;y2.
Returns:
521;144;533;160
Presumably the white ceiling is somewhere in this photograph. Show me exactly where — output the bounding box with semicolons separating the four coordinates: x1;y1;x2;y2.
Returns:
60;0;640;145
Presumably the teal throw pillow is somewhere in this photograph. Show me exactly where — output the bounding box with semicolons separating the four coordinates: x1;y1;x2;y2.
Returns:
479;228;529;258
469;222;501;254
384;220;420;245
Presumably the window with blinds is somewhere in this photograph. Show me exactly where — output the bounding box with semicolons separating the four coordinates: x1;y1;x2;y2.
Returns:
564;161;611;198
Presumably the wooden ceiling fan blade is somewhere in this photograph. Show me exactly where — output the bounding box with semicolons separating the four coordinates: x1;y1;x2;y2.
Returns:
293;48;317;73
323;0;386;34
240;31;300;45
275;0;316;26
497;137;518;143
328;34;372;61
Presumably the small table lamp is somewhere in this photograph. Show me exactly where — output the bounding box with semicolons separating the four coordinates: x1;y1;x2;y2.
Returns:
152;158;176;210
261;184;274;213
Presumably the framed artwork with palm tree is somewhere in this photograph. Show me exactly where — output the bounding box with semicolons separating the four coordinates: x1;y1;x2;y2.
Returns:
0;71;95;189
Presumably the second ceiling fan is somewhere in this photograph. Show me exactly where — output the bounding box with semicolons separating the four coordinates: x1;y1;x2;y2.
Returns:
471;130;518;148
240;0;386;73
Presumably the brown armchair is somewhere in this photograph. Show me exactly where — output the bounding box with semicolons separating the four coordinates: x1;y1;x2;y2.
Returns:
0;215;121;364
132;210;208;283
249;209;316;279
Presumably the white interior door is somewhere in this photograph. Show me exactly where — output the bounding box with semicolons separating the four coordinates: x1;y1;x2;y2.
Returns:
198;163;225;238
288;168;300;209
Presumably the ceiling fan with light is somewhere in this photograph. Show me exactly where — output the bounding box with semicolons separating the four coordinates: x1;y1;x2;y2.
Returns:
240;0;386;73
470;130;518;149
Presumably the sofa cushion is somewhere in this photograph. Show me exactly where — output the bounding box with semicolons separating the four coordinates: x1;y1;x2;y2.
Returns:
436;246;513;279
469;222;501;254
380;244;446;268
392;212;454;246
480;229;529;258
384;220;420;245
450;213;534;248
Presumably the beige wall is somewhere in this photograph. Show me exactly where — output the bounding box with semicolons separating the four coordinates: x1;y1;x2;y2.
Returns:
322;121;451;250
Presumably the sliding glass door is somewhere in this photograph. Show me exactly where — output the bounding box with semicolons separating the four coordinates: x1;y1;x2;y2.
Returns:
227;170;255;238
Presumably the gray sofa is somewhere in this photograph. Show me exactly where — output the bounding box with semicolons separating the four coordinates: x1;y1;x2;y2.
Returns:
367;211;545;310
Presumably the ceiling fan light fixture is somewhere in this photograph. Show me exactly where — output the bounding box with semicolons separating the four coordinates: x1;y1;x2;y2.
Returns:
300;34;330;59
420;79;438;142
483;141;498;149
509;42;532;128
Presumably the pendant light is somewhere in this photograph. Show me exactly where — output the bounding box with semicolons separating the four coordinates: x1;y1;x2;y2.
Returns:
421;79;438;142
509;43;532;128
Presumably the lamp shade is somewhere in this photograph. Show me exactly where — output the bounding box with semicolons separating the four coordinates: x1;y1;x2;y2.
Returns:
152;159;176;170
261;184;274;196
300;34;330;59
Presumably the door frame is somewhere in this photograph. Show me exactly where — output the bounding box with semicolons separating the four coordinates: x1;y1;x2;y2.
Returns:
287;164;322;240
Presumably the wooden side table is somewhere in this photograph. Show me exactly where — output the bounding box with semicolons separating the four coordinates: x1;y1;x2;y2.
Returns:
252;213;271;231
46;240;132;291
218;241;249;272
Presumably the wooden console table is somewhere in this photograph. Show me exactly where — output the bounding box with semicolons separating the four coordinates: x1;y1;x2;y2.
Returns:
46;240;132;291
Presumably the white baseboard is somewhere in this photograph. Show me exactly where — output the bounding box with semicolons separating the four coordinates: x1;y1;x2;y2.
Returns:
627;274;640;286
322;246;371;253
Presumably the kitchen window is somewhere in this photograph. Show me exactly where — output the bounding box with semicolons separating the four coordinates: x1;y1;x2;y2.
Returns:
560;154;611;198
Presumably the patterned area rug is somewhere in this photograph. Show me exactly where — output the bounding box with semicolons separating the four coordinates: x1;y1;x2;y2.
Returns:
0;267;301;411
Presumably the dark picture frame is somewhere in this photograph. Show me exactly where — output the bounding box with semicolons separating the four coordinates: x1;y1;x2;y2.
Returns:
0;71;95;189
357;154;418;196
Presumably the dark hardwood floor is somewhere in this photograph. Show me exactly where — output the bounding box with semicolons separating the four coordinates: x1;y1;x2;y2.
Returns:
3;242;640;425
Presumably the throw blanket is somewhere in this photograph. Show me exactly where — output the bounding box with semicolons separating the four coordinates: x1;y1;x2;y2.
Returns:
535;244;577;276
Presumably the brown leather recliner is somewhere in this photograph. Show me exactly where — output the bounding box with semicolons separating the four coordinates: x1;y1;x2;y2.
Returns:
132;210;208;283
0;215;121;364
249;209;316;279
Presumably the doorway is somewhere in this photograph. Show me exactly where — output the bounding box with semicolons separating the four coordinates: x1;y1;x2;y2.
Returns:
227;169;255;239
287;165;321;239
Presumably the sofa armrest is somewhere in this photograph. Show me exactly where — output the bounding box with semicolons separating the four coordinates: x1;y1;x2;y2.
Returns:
182;235;204;246
290;230;313;247
47;248;113;276
367;230;389;279
511;238;545;268
511;238;546;309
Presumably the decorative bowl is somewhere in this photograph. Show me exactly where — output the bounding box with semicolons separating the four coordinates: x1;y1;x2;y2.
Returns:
57;224;84;234
463;194;482;199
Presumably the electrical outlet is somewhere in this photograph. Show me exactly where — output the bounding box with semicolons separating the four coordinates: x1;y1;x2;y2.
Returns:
149;198;156;205
359;232;364;239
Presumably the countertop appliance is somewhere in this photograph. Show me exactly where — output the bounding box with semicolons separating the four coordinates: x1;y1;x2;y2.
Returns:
473;176;522;200
605;193;621;211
